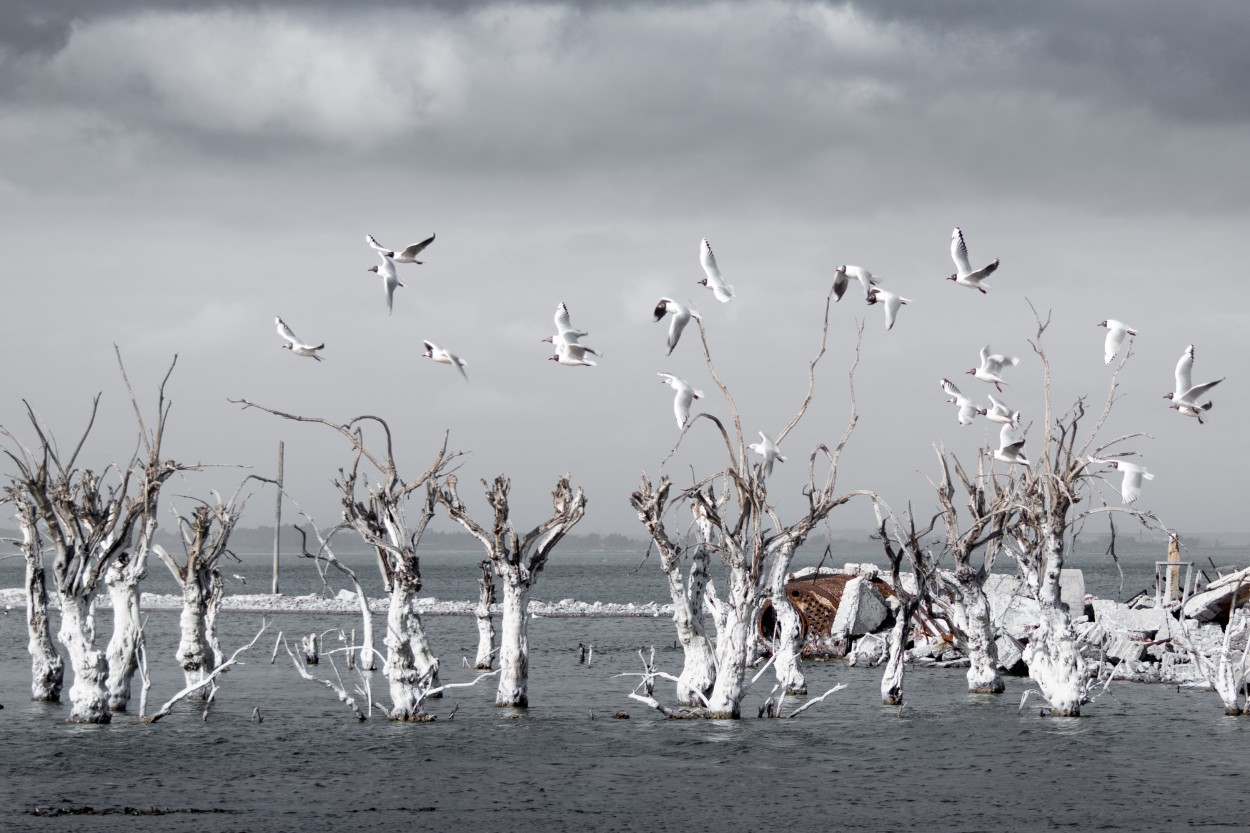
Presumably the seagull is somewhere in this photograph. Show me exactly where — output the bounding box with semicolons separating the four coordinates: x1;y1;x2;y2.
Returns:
947;227;1000;293
865;286;910;331
833;265;879;302
967;346;1019;392
1098;319;1138;364
549;342;598;367
654;298;701;355
1164;344;1223;423
366;254;404;314
993;423;1030;466
984;394;1021;429
542;302;600;356
274;317;325;362
748;431;786;478
366;233;436;264
657;372;702;429
422;340;468;381
697;238;735;303
1088;456;1154;504
939;378;985;425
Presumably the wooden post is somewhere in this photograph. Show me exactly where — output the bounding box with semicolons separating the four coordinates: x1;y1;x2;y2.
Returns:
1166;534;1181;601
273;441;284;595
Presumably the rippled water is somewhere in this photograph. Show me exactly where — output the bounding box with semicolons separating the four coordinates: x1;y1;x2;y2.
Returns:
2;547;1248;832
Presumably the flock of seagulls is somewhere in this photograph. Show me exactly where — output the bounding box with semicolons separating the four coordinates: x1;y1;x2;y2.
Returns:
269;225;1227;504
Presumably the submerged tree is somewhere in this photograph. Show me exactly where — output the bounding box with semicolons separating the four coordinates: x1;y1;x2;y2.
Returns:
631;290;871;719
234;400;460;720
439;473;587;707
8;493;63;702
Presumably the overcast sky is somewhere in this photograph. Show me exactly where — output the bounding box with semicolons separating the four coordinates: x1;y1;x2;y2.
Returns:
1;1;1247;545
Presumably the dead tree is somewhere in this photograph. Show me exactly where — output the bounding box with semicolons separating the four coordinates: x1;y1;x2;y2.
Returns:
293;520;377;672
438;473;587;707
233;400;460;720
1000;307;1164;716
873;500;938;707
931;445;1013;694
632;288;872;719
474;559;496;671
9;493;63;702
152;484;255;699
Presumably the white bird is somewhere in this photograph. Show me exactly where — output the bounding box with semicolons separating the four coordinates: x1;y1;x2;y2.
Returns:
993;423;1030;466
947;227;1000;293
967;346;1019;392
1164;344;1223;424
543;302;601;356
654;298;702;355
366;233;436;264
1088;456;1154;504
697;238;735;302
939;378;985;425
833;265;879;302
549;342;598;367
274;317;325;362
366;254;404;314
1098;319;1138;364
657;372;702;429
748;431;786;478
984;394;1021;429
422;340;468;381
865;286;910;331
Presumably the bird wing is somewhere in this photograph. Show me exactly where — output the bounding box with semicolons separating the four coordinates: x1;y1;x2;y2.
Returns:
275;317;299;345
1174;345;1195;396
883;292;902;330
951;228;972;277
940;378;964;399
673;388;693;428
1104;328;1127;364
1180;377;1224;403
832;269;849;302
700;238;721;282
366;234;392;255
555;302;575;334
1120;468;1145;504
397;233;436;260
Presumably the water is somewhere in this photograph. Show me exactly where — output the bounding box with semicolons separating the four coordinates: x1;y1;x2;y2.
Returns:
2;546;1248;832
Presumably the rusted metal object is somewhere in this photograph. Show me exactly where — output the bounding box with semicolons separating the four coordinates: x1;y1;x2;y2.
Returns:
760;572;897;658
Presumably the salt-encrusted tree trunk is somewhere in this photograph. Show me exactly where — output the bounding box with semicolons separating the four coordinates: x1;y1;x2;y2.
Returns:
10;494;63;701
233;400;461;721
153;487;251;698
1002;308;1164;716
474;560;496;670
631;288;871;720
1169;603;1250;715
931;446;1011;694
873;501;937;707
629;475;718;705
439;473;587;707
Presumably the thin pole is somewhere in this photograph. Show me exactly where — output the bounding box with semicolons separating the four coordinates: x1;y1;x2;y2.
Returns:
273;440;284;595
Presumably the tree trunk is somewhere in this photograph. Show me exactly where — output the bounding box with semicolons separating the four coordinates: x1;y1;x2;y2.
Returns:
21;520;63;702
104;562;142;711
766;543;807;696
58;593;111;724
880;610;909;706
952;569;1005;694
474;560;495;670
496;579;531;707
176;574;217;699
1022;526;1085;716
382;575;439;720
705;566;754;718
663;546;717;705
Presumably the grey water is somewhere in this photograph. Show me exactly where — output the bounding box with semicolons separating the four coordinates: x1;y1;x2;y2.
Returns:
2;543;1248;832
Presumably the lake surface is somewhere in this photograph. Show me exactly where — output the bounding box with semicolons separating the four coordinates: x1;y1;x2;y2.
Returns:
2;545;1248;832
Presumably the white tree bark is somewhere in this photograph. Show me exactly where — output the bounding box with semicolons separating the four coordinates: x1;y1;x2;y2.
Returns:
15;499;63;702
496;580;531;706
880;611;909;706
1021;526;1086;716
58;593;111;723
951;573;1004;693
474;560;495;670
175;568;217;697
382;575;440;719
706;558;754;718
765;541;807;696
104;556;143;711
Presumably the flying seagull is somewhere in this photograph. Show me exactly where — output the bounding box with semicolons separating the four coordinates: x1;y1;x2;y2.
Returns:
865;286;910;331
657;372;702;429
422;340;468;381
1088;456;1154;504
1164;343;1223;424
967;345;1019;392
366;254;404;314
833;265;879;302
939;378;985;425
697;238;735;303
543;302;600;357
654;298;701;356
1098;319;1138;364
549;342;598;367
366;233;436;264
985;394;1021;429
993;423;1030;466
748;431;787;478
275;317;325;362
947;227;1000;293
